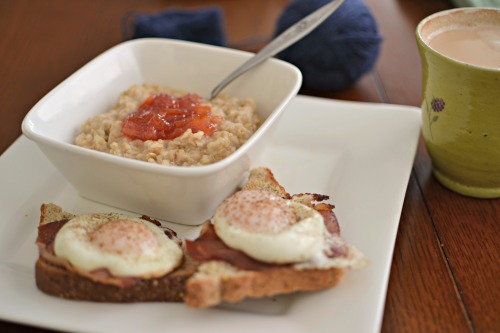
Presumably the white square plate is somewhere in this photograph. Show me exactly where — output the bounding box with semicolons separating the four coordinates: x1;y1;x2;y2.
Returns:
0;95;421;333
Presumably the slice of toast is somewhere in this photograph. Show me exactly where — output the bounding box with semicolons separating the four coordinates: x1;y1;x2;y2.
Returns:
35;204;198;302
184;167;367;308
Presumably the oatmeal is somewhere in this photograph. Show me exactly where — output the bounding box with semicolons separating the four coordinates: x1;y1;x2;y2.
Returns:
75;84;261;166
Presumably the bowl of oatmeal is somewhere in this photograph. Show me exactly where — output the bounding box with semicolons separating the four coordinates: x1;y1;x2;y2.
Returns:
22;38;301;225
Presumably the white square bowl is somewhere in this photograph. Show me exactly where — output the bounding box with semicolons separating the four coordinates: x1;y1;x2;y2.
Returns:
21;38;302;225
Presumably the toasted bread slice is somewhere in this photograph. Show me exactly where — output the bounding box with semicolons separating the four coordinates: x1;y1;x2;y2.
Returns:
184;222;348;308
186;257;344;308
35;256;196;302
184;167;367;308
35;204;198;302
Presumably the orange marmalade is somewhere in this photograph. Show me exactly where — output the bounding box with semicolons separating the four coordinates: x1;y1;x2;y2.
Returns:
121;93;223;141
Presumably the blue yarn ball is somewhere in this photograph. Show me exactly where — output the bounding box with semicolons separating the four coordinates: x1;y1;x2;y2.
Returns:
129;7;226;46
274;0;382;92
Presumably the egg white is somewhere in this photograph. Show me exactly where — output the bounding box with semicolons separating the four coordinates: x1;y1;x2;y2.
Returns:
54;213;183;278
214;193;325;264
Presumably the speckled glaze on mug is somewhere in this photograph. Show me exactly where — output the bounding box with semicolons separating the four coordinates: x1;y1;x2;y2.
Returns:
416;8;500;198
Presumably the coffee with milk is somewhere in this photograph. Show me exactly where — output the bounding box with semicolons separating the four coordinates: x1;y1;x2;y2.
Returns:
428;25;500;68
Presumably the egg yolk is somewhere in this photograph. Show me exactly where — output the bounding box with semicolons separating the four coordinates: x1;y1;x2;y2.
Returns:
217;190;298;234
90;220;158;256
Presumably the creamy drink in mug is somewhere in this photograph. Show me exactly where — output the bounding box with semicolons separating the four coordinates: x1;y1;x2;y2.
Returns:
416;8;500;198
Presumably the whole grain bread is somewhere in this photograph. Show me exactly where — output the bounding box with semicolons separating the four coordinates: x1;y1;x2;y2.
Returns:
35;255;196;302
184;167;367;308
35;203;198;302
184;243;345;308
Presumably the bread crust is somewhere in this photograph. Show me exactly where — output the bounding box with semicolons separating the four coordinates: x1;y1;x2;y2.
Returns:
185;262;344;308
35;255;197;302
241;167;291;199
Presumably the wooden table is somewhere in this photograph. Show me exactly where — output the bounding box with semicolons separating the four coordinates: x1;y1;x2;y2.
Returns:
1;1;498;332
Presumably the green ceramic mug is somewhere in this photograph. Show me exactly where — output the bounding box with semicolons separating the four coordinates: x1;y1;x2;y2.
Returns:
416;8;500;198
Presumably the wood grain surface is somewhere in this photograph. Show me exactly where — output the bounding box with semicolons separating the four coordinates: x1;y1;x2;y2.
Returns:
0;1;498;332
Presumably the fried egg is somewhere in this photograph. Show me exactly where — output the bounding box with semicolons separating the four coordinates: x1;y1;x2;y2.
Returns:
54;213;183;278
214;190;324;264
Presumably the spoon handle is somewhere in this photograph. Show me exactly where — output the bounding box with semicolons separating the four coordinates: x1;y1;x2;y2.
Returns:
209;0;345;99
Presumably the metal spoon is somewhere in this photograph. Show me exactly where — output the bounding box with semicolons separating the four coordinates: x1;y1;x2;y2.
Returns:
209;0;345;100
